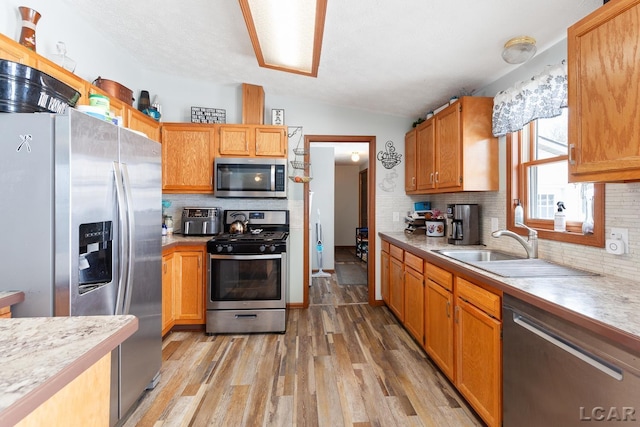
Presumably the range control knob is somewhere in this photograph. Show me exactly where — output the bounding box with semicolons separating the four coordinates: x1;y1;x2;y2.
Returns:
269;245;277;253
216;245;224;253
259;245;266;253
226;245;233;253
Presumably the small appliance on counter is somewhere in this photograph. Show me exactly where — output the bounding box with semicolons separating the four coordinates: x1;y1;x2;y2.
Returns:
405;211;426;235
446;204;480;245
182;207;222;235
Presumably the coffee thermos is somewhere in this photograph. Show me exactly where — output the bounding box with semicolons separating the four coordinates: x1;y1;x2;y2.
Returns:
446;204;480;245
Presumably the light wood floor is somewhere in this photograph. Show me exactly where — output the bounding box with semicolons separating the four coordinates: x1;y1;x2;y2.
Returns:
123;259;483;426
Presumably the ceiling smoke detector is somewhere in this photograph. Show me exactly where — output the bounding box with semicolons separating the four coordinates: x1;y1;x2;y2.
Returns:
502;36;537;64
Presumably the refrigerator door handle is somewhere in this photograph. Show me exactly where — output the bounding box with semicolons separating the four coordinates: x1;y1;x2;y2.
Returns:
121;163;135;314
113;161;129;315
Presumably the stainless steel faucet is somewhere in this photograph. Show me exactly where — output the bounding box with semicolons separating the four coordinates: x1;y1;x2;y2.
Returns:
491;222;538;258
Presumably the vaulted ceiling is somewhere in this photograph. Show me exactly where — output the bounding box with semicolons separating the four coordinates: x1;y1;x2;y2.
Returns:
62;0;602;119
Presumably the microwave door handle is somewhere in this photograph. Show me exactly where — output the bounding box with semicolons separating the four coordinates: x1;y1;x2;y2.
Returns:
271;165;276;191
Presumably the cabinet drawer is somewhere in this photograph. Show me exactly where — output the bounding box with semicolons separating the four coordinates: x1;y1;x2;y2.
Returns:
390;244;404;261
381;240;390;253
404;252;423;273
426;262;453;291
456;277;501;319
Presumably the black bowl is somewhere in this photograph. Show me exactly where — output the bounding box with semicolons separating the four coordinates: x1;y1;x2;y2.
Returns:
0;59;81;113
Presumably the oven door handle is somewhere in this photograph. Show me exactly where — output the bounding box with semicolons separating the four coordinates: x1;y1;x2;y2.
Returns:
209;254;283;260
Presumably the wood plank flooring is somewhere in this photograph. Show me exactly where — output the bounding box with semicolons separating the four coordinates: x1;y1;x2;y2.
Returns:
122;250;484;426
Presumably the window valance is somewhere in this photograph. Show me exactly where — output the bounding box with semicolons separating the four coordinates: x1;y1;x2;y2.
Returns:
492;61;567;137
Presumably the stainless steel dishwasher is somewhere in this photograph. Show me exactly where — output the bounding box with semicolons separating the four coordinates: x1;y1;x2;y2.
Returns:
503;295;640;426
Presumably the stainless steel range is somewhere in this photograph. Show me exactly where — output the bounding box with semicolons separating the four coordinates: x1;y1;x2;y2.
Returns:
206;210;289;334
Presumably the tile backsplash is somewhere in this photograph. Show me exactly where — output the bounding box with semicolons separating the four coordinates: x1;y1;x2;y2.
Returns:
420;182;640;282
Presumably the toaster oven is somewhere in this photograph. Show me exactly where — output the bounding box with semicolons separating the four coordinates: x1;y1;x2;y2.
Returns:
182;207;222;235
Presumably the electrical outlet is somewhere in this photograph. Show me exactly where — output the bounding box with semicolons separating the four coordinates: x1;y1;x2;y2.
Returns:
610;227;629;253
393;212;400;222
491;217;499;232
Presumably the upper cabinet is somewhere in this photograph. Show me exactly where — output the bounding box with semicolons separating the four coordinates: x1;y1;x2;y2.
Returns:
161;123;216;193
568;0;640;182
218;125;287;157
0;33;34;66
406;97;498;194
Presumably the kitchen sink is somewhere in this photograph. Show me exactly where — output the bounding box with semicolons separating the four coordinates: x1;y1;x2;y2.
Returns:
434;249;524;263
433;249;598;278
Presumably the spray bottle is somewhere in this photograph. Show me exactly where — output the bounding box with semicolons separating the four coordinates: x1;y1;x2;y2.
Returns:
554;201;566;232
514;200;524;224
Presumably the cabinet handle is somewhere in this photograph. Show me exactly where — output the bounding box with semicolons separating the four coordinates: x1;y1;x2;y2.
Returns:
446;300;450;318
569;143;576;165
198;257;201;269
429;173;434;184
163;263;166;274
412;177;416;186
454;305;459;323
435;171;439;183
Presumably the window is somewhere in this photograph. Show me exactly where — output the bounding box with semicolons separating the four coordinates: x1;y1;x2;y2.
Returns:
507;109;604;247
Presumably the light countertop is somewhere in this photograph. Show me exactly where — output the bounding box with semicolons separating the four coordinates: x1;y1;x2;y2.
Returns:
161;234;211;249
380;232;640;353
0;291;25;308
0;315;138;425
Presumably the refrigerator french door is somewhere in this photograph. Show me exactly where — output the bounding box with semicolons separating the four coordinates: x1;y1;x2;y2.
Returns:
0;110;162;426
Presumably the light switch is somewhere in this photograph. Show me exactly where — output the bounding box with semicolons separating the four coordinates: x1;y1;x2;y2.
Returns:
491;217;499;232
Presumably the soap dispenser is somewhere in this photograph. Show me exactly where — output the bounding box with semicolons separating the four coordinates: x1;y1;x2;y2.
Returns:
514;200;524;224
554;201;566;232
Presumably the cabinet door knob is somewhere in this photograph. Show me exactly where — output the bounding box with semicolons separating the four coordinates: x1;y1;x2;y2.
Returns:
446;300;451;318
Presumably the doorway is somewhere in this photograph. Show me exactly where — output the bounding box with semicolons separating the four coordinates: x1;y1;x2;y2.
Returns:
302;135;377;308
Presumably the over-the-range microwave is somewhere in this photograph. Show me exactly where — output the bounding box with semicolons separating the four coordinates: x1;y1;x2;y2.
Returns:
214;157;287;198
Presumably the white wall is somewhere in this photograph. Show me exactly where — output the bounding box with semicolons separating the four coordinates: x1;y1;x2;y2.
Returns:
334;165;361;246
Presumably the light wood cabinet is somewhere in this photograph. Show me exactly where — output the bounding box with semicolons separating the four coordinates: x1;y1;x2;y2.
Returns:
403;253;424;344
218;125;287;157
407;96;497;194
381;241;390;304
568;0;640;182
379;238;502;427
0;306;11;318
35;57;90;106
161;123;216;193
404;130;417;192
455;277;502;427
0;33;35;66
127;108;161;142
425;262;455;382
388;245;404;322
161;252;175;336
173;249;205;323
161;244;207;335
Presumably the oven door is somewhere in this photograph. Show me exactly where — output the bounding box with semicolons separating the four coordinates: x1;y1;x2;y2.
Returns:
208;253;286;310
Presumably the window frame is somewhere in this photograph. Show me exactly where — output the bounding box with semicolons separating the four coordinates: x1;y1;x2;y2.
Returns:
506;125;605;247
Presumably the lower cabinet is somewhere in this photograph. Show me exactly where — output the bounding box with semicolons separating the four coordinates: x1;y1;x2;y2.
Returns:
425;262;455;382
379;239;502;427
455;277;502;427
388;245;405;322
161;252;175;336
381;241;390;304
161;244;206;336
404;252;425;344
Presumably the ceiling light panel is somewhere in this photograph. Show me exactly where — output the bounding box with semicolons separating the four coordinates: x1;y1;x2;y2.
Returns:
240;0;327;76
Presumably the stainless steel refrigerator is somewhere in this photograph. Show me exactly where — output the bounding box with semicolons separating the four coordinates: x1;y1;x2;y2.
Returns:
0;109;162;426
